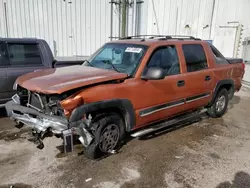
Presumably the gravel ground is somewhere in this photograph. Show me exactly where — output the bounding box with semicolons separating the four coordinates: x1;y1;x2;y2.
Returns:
0;87;250;188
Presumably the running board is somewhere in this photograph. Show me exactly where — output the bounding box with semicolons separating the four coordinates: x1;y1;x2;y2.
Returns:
131;108;207;137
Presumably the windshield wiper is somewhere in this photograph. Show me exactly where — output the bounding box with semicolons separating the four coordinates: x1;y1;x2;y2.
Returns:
101;60;121;73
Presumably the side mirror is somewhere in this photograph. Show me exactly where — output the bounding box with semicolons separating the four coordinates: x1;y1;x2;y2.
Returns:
52;60;57;68
141;67;165;80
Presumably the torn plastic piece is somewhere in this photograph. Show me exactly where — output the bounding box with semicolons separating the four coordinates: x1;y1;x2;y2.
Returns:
85;178;92;182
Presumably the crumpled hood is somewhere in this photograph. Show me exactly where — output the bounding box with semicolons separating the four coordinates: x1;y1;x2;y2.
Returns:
16;65;128;94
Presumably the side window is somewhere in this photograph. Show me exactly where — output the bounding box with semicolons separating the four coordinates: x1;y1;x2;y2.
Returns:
210;44;229;64
0;43;7;66
7;43;42;66
0;43;3;60
146;46;180;76
182;44;208;72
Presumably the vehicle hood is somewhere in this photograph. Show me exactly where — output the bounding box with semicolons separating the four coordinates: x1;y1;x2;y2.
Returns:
16;65;128;94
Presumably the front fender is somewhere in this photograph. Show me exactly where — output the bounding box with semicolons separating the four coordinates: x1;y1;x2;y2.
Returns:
69;99;136;131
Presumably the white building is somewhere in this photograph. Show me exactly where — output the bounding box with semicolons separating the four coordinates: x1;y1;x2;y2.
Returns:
1;0;250;59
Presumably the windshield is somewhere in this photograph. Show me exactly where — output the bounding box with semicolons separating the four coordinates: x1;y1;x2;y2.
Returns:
83;43;148;76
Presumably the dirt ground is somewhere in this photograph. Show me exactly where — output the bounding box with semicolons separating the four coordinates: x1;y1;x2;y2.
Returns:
1;87;250;188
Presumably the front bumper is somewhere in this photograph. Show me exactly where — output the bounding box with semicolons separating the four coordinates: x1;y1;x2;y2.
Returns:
5;100;68;134
5;99;93;151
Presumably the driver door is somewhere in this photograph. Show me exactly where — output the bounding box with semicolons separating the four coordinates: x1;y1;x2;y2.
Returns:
136;45;187;127
5;42;45;98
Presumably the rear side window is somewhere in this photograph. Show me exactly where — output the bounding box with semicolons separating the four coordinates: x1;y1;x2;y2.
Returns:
0;43;7;66
210;44;229;64
182;44;208;72
7;43;42;66
0;43;3;60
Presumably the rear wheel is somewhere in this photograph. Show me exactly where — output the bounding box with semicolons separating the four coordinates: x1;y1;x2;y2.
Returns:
84;114;125;159
207;88;229;118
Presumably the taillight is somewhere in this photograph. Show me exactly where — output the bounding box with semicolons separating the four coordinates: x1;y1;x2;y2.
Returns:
242;62;245;70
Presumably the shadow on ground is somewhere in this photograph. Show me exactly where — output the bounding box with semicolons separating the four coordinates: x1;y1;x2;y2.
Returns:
228;96;241;109
0;108;6;118
216;171;250;188
137;116;203;141
0;183;32;188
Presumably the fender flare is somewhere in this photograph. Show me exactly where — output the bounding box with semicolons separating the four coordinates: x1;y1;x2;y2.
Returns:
69;99;136;131
210;79;234;105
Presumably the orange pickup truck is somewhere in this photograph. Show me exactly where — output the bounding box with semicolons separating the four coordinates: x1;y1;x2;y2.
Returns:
6;35;245;159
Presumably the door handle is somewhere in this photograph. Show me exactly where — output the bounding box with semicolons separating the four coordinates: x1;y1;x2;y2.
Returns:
177;80;185;87
205;76;211;81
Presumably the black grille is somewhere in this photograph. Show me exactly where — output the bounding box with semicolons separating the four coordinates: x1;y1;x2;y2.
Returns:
17;86;29;105
17;87;28;96
28;93;44;110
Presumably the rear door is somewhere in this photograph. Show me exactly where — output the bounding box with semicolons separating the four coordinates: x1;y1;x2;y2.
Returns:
5;42;45;97
181;44;213;110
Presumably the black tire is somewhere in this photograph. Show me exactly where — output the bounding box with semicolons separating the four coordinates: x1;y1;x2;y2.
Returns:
84;114;125;159
207;88;229;118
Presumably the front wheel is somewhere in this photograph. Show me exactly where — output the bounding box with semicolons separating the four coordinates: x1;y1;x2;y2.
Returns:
207;88;229;118
84;114;125;159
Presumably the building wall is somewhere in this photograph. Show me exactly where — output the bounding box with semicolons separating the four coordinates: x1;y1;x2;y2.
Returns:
0;0;119;57
143;0;250;58
1;0;250;58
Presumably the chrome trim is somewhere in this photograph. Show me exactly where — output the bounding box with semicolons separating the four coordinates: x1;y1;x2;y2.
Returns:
28;90;31;104
140;101;185;117
132;108;207;137
0;104;6;108
139;92;211;117
10;111;68;134
13;82;18;90
34;93;44;109
27;92;44;111
12;94;20;104
186;94;210;103
27;103;42;112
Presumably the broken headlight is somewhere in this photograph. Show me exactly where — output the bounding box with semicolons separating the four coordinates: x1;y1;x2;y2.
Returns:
60;96;84;115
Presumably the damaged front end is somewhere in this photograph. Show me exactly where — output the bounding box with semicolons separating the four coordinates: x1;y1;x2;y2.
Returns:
5;86;93;153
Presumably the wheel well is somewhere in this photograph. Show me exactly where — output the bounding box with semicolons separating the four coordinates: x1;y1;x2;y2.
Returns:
89;107;129;131
209;82;234;107
219;84;234;100
221;84;232;92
